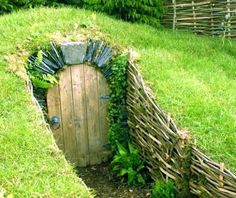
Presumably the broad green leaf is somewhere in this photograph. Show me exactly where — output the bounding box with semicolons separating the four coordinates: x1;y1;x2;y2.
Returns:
119;168;128;176
137;174;145;185
117;142;128;156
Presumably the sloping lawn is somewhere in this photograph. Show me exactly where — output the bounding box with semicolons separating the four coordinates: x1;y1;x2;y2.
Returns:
0;7;235;197
99;16;236;173
0;73;92;197
0;9;93;198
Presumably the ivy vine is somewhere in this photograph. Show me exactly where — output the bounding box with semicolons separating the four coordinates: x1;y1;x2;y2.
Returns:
108;54;130;152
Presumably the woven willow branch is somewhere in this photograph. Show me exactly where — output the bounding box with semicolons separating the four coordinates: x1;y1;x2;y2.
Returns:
127;61;236;197
163;0;236;38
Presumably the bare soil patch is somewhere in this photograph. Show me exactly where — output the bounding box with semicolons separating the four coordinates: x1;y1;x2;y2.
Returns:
77;163;151;198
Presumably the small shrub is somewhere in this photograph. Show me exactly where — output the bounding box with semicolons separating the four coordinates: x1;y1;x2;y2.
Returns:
151;180;176;198
54;0;82;6
0;0;164;28
0;0;57;13
111;142;146;186
0;0;42;12
82;0;164;27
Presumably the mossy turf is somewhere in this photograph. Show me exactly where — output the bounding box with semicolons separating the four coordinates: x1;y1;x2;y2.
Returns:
0;7;235;196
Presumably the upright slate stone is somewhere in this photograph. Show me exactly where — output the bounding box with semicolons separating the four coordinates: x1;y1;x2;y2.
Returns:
61;42;87;65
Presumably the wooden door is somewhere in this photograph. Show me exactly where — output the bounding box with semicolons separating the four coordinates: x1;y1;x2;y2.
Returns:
47;64;110;167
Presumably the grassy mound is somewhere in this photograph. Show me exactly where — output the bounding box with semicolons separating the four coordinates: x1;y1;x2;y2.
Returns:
0;9;93;198
0;7;235;196
0;71;92;197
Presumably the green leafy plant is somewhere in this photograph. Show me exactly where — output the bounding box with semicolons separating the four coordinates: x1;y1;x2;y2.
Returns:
0;0;60;13
0;0;46;13
1;0;164;28
108;55;130;151
29;72;58;89
82;0;164;27
81;20;93;28
218;13;235;46
111;142;146;186
27;50;58;89
151;180;176;198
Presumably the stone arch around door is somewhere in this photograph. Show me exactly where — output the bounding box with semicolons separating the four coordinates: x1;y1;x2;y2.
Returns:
28;39;116;167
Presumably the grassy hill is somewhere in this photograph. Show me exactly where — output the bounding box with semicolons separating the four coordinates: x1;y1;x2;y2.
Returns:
0;7;235;196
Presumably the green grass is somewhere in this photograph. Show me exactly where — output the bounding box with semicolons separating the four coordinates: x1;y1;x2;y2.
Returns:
0;7;235;196
0;74;92;197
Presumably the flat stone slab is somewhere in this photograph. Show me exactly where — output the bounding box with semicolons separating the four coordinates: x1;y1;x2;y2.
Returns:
61;42;87;65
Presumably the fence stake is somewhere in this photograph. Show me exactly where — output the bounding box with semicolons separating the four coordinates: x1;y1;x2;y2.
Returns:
192;1;197;33
173;0;177;31
219;163;225;188
211;2;214;36
227;0;231;38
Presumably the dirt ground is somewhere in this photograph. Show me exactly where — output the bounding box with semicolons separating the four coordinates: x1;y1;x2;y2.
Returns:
77;163;151;198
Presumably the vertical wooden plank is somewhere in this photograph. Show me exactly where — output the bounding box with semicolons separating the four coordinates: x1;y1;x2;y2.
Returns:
59;67;78;165
71;65;89;167
47;85;64;152
84;66;101;165
97;70;110;161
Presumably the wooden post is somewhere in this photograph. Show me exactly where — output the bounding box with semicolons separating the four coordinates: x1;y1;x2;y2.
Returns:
210;2;214;37
192;1;196;34
227;0;231;38
219;163;225;188
176;131;192;198
173;0;177;31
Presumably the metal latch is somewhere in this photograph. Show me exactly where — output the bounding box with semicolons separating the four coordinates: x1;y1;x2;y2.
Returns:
99;94;110;100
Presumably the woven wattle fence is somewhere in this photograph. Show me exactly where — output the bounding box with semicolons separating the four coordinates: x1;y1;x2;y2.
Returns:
162;0;236;38
127;61;236;197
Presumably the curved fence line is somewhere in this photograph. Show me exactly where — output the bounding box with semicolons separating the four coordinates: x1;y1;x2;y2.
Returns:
127;61;236;197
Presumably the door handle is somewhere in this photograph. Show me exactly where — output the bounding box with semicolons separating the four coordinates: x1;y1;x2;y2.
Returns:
50;116;60;130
